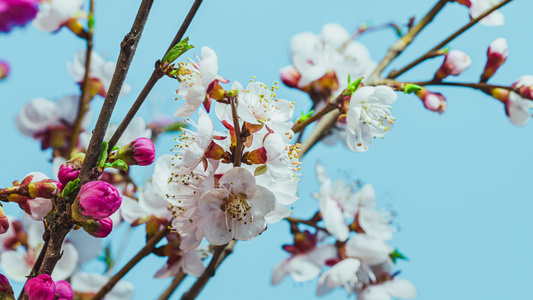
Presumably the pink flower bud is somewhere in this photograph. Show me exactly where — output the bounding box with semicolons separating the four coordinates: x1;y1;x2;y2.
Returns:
0;206;9;234
280;65;301;88
481;38;508;82
24;274;55;300
512;75;533;100
58;153;85;185
0;61;9;80
0;0;39;33
55;280;74;300
72;181;122;222
116;137;155;166
0;274;15;300
416;89;447;114
434;50;471;80
82;218;113;238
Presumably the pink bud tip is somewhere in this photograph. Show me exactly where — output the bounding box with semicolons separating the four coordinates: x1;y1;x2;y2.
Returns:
83;217;113;238
57;153;85;185
481;38;508;82
280;65;301;88
0;61;9;80
55;280;74;300
434;50;471;80
24;274;55;300
131;137;156;166
0;274;14;299
72;181;122;221
0;0;39;33
416;89;447;114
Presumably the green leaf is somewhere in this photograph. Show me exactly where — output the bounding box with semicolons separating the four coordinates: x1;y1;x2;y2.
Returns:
110;159;128;171
298;110;314;123
163;37;195;64
97;142;109;168
62;178;80;197
343;77;364;96
112;145;120;151
403;83;422;94
390;249;408;263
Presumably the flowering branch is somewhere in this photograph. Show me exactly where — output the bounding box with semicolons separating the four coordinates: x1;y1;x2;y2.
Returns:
367;0;449;83
408;80;514;91
181;241;236;300
92;225;171;300
157;270;187;300
79;0;155;183
107;0;204;152
292;102;338;134
67;0;95;158
388;0;513;79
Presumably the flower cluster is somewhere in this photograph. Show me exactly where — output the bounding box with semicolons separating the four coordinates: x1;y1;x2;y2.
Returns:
167;48;300;249
272;163;415;299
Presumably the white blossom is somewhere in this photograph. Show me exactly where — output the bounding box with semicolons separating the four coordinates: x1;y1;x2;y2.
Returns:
346;86;397;152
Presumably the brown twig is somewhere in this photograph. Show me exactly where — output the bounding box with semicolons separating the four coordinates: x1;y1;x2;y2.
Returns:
181;241;236;300
68;0;95;158
388;0;513;79
408;80;514;91
230;96;243;167
285;217;328;233
91;225;171;300
79;0;155;184
107;0;204;152
367;0;449;84
157;270;187;300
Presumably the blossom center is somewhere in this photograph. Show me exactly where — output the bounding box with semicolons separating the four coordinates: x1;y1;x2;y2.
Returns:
221;193;252;224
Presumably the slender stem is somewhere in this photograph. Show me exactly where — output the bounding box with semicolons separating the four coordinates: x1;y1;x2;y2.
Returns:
299;110;340;158
91;225;170;300
181;241;236;300
389;0;513;79
285;217;328;233
68;0;95;158
367;0;449;84
230;96;243;167
408;80;513;91
107;0;204;152
157;270;187;300
292;103;337;134
107;71;162;151
162;0;203;60
79;0;155;184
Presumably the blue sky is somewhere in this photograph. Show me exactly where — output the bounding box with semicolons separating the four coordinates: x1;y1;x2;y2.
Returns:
2;0;533;299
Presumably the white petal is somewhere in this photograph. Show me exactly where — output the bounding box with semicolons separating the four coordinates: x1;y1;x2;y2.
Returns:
287;255;322;282
384;279;417;299
52;242;79;280
1;250;31;281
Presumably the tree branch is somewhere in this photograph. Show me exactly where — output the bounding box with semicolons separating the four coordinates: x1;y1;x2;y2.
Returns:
157;270;187;300
181;241;236;300
367;0;449;84
388;0;513;79
91;225;171;300
79;0;155;184
107;0;204;152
